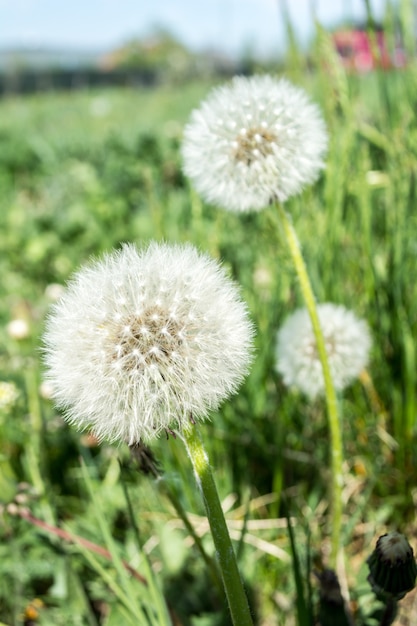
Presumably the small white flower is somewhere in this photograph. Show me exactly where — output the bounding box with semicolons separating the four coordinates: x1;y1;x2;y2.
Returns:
7;318;30;340
275;303;371;398
182;75;328;212
0;381;19;410
43;243;254;444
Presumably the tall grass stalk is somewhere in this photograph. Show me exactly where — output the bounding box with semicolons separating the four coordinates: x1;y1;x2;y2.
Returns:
24;367;56;527
183;426;254;626
126;448;224;597
274;202;343;569
159;478;225;597
80;459;173;626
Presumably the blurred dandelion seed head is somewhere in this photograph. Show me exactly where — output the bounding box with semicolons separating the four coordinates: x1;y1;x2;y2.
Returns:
182;75;328;212
43;243;254;444
275;303;371;398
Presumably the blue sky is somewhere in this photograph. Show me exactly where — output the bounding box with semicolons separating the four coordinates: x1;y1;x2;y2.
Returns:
0;0;393;57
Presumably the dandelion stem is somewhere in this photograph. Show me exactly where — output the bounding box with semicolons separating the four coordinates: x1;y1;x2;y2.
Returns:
161;480;225;598
183;426;254;626
128;444;224;598
379;596;397;626
275;202;343;569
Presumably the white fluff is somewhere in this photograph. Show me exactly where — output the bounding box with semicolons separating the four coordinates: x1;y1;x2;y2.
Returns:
43;243;254;444
276;303;371;398
182;75;328;212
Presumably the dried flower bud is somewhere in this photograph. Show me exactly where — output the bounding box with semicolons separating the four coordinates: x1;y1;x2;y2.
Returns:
367;532;417;599
314;569;351;626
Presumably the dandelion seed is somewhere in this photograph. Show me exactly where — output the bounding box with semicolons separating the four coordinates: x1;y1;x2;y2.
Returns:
182;75;328;212
43;243;254;444
275;303;371;398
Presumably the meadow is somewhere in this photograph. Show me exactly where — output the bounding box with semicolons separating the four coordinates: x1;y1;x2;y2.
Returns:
1;20;417;626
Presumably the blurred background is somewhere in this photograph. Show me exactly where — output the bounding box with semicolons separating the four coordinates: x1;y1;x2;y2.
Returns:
0;0;406;93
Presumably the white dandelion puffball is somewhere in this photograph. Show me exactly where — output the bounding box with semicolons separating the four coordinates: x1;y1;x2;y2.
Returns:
182;75;328;212
43;243;254;445
275;304;371;398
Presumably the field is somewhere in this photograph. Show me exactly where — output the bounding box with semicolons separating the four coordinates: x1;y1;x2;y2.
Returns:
1;23;417;626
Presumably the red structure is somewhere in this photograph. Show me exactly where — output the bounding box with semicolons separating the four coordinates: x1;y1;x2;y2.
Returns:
332;29;406;72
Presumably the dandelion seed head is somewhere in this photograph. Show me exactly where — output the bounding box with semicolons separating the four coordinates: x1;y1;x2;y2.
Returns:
275;303;371;398
182;75;328;212
43;243;254;444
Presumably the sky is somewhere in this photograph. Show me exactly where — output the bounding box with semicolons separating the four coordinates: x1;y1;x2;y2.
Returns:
0;0;395;58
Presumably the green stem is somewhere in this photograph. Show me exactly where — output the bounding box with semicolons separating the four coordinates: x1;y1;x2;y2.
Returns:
183;426;254;626
25;366;55;526
162;480;225;599
128;443;223;597
275;202;343;568
379;596;397;626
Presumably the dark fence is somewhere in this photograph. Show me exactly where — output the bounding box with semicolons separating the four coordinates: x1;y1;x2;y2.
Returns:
0;67;161;96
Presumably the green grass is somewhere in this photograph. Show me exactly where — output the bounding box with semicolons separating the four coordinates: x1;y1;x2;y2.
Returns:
1;19;417;625
0;81;214;146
